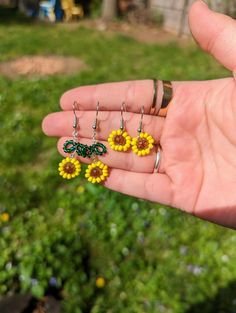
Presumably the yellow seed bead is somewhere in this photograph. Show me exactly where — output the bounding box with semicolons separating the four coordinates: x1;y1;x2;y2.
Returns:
149;144;153;149
123;132;127;137
141;150;146;156
117;129;122;135
145;149;150;154
96;178;101;183
149;139;155;144
63;173;67;179
112;130;117;135
92;178;96;184
100;175;105;180
111;145;115;150
134;149;139;154
88;177;92;182
138;151;142;156
143;132;148;138
147;136;152;140
103;172;108;177
115;146;119;151
85;174;89;178
118;146;123;151
123;147;128;151
103;165;108;170
140;133;144;138
126;140;131;144
108;138;112;142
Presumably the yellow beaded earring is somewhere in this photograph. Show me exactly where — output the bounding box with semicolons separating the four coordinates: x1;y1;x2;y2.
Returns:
131;106;155;157
108;102;131;152
58;102;81;179
85;102;109;184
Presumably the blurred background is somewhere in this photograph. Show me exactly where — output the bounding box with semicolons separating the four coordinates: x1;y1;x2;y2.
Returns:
0;0;236;312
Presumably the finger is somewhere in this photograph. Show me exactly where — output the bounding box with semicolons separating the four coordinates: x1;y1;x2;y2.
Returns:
60;80;182;113
103;168;172;205
43;110;164;142
58;137;159;173
189;0;236;72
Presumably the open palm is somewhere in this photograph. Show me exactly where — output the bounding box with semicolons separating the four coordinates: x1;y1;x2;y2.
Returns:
42;1;236;229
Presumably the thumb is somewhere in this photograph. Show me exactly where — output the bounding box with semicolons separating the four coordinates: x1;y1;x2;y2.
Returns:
189;0;236;73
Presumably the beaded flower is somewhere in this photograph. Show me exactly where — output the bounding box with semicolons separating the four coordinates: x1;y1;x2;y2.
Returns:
131;132;155;156
108;129;131;152
58;157;81;179
85;161;109;184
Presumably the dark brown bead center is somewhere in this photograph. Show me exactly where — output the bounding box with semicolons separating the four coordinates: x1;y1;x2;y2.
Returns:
64;162;76;174
90;167;102;178
137;138;149;150
114;134;126;146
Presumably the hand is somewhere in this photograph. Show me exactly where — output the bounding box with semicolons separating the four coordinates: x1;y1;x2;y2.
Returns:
42;1;236;229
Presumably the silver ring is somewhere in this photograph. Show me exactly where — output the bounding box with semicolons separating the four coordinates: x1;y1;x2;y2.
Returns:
154;145;161;173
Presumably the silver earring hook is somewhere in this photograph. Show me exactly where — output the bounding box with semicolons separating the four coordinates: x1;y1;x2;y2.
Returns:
73;101;79;129
71;101;79;158
120;101;126;131
138;105;144;134
92;101;99;131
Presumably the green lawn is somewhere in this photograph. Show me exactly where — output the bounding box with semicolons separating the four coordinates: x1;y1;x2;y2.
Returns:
0;9;236;313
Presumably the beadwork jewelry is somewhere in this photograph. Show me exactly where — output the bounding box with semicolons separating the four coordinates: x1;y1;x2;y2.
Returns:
63;103;106;159
85;102;109;184
108;102;131;152
58;101;81;179
131;106;155;157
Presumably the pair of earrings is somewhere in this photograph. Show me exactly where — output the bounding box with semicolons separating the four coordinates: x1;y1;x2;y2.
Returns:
108;103;155;156
58;102;109;184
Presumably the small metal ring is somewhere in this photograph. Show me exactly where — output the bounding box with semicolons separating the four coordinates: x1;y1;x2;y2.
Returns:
154;145;162;173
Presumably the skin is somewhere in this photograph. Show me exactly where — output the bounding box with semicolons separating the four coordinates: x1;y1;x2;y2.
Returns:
42;0;236;229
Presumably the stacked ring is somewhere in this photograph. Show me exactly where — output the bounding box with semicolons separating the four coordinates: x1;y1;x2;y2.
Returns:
149;79;173;117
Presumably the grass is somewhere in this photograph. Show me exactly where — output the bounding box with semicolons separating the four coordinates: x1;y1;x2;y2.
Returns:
0;8;235;313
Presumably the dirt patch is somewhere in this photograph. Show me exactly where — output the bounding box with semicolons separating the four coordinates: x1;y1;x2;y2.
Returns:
0;55;86;78
77;20;189;45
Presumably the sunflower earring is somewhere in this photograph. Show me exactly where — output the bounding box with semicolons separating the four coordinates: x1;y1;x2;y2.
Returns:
131;106;155;157
108;102;132;152
58;101;81;179
85;102;109;184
